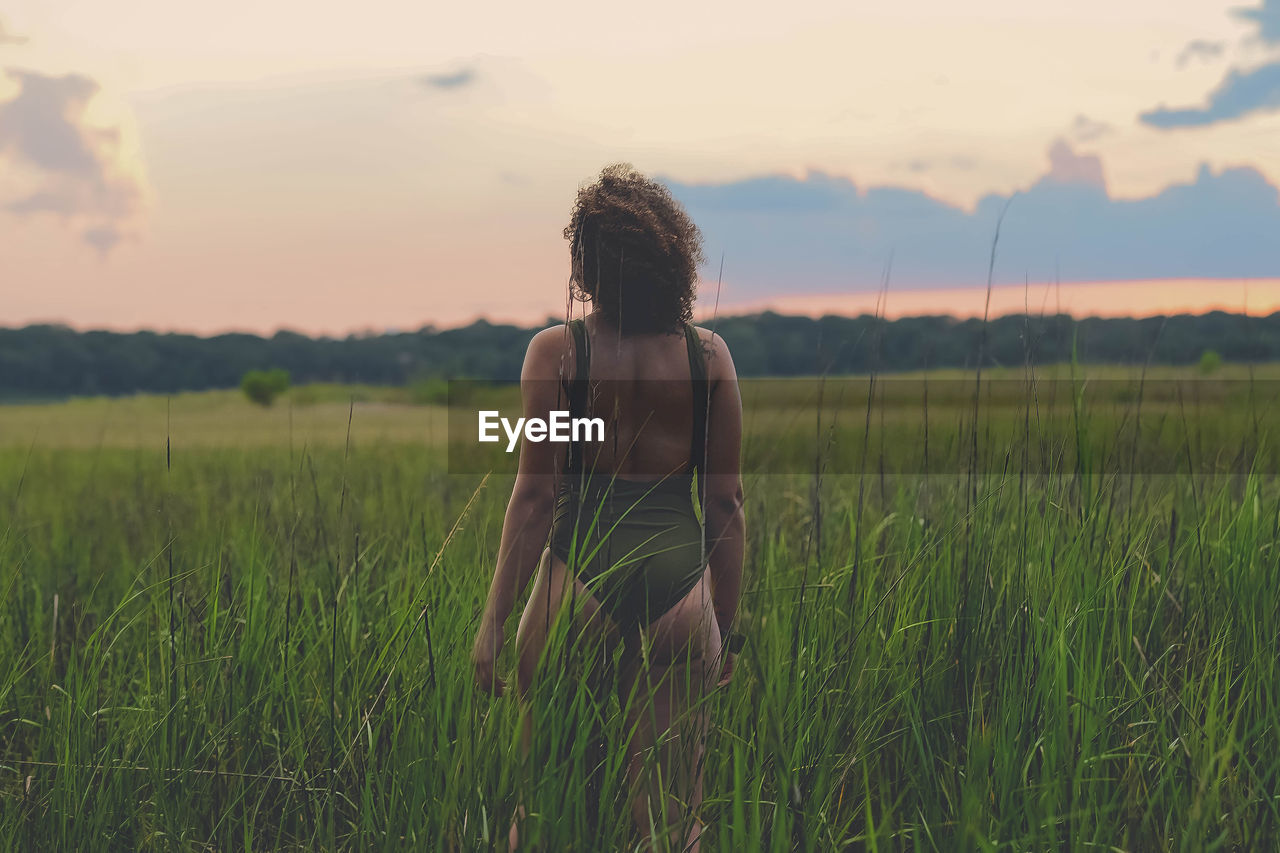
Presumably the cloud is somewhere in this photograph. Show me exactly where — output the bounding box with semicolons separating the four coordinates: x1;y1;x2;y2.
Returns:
420;68;476;90
1045;138;1106;189
1140;61;1280;127
0;17;27;46
1175;39;1226;68
0;71;105;172
5;187;80;215
82;225;122;255
0;68;143;252
1233;0;1280;44
1069;114;1112;142
662;141;1280;299
1141;1;1280;129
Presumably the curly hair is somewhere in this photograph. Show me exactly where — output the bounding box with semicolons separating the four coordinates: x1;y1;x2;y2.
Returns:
563;163;705;335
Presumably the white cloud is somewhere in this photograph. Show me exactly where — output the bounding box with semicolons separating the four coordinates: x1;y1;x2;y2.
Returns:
0;68;144;253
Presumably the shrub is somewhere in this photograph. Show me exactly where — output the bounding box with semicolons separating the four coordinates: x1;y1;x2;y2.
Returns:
241;368;291;406
408;376;450;406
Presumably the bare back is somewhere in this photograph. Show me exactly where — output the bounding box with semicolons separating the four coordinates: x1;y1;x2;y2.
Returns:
557;314;709;481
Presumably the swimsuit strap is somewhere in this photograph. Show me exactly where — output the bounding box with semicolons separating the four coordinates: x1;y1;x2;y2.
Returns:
684;324;709;478
563;318;591;476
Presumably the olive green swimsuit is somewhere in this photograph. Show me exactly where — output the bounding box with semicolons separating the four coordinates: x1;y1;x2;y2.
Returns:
549;319;710;629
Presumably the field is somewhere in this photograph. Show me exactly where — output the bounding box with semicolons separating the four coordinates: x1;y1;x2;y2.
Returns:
2;367;1279;850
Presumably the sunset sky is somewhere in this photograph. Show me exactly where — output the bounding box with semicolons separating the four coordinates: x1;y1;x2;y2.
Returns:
2;0;1278;334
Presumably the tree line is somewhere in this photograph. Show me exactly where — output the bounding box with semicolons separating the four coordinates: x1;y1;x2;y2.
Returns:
1;311;1276;399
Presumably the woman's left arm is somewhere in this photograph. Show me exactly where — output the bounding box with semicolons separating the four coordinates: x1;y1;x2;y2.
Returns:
471;328;567;695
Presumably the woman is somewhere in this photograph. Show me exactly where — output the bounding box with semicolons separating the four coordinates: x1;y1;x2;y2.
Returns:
470;163;746;851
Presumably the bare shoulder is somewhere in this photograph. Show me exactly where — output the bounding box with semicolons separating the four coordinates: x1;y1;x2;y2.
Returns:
692;325;737;380
692;325;730;353
527;324;569;352
522;324;573;380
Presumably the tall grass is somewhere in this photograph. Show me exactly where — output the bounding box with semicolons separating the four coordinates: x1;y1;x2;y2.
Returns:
1;386;1278;849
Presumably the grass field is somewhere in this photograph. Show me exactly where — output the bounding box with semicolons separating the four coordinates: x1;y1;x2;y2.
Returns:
2;369;1278;850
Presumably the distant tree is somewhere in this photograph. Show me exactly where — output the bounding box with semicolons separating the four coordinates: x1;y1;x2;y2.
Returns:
241;368;290;406
408;375;451;405
1198;349;1222;375
10;311;1280;399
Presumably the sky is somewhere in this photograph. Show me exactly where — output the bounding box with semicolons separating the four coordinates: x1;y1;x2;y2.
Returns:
1;0;1278;335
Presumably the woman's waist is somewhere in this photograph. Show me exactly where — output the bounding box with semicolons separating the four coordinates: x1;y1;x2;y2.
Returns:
559;470;694;497
555;472;698;520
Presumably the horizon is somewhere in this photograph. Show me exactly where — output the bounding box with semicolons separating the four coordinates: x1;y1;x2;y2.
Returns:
7;276;1280;339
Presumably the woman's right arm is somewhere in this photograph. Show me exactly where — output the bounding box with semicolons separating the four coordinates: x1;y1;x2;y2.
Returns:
701;333;745;664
